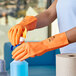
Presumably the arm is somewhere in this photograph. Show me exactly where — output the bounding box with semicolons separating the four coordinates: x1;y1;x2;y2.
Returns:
12;27;76;61
66;27;76;43
36;0;57;28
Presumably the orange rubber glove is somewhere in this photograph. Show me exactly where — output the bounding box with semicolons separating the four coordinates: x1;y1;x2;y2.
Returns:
8;16;37;46
12;32;69;61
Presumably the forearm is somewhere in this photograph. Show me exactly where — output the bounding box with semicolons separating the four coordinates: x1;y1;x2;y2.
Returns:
66;27;76;43
36;0;57;28
40;27;76;52
36;11;53;28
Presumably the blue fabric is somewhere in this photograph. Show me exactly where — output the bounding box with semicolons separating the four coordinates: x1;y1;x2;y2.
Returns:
4;42;57;71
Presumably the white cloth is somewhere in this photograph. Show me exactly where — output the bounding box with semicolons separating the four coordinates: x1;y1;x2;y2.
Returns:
56;0;76;53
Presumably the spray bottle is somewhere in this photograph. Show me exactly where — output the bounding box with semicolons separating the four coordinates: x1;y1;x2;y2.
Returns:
10;29;28;76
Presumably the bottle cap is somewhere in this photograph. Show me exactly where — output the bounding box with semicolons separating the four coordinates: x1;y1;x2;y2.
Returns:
19;37;25;44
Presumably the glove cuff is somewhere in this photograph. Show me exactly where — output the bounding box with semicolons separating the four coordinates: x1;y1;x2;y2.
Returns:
18;16;37;31
41;32;69;51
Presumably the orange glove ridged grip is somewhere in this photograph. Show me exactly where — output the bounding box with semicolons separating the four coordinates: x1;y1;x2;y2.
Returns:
12;32;69;61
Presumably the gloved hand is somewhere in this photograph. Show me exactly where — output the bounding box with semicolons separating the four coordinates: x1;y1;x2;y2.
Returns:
12;32;69;61
8;16;37;46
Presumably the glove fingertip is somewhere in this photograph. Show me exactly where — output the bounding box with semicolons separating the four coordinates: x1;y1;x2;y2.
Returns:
20;56;29;61
12;55;15;58
12;51;14;55
15;59;18;61
15;57;18;60
20;58;25;61
16;40;19;46
20;59;24;61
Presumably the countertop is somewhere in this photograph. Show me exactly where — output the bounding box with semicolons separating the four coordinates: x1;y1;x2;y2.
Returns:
29;66;56;76
8;66;56;76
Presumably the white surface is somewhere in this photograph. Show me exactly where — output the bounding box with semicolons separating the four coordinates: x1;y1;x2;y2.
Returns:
8;16;23;26
0;17;6;26
38;0;47;8
8;16;16;26
0;30;5;36
26;7;38;16
0;26;10;59
25;27;48;41
51;19;59;36
16;17;23;24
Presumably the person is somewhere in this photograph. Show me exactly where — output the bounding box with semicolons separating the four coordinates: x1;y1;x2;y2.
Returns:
8;0;76;61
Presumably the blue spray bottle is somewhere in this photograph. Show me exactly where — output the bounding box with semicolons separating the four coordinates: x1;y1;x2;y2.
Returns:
10;60;28;76
10;29;28;76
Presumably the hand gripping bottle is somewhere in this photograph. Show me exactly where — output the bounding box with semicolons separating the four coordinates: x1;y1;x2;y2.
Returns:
10;29;28;76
